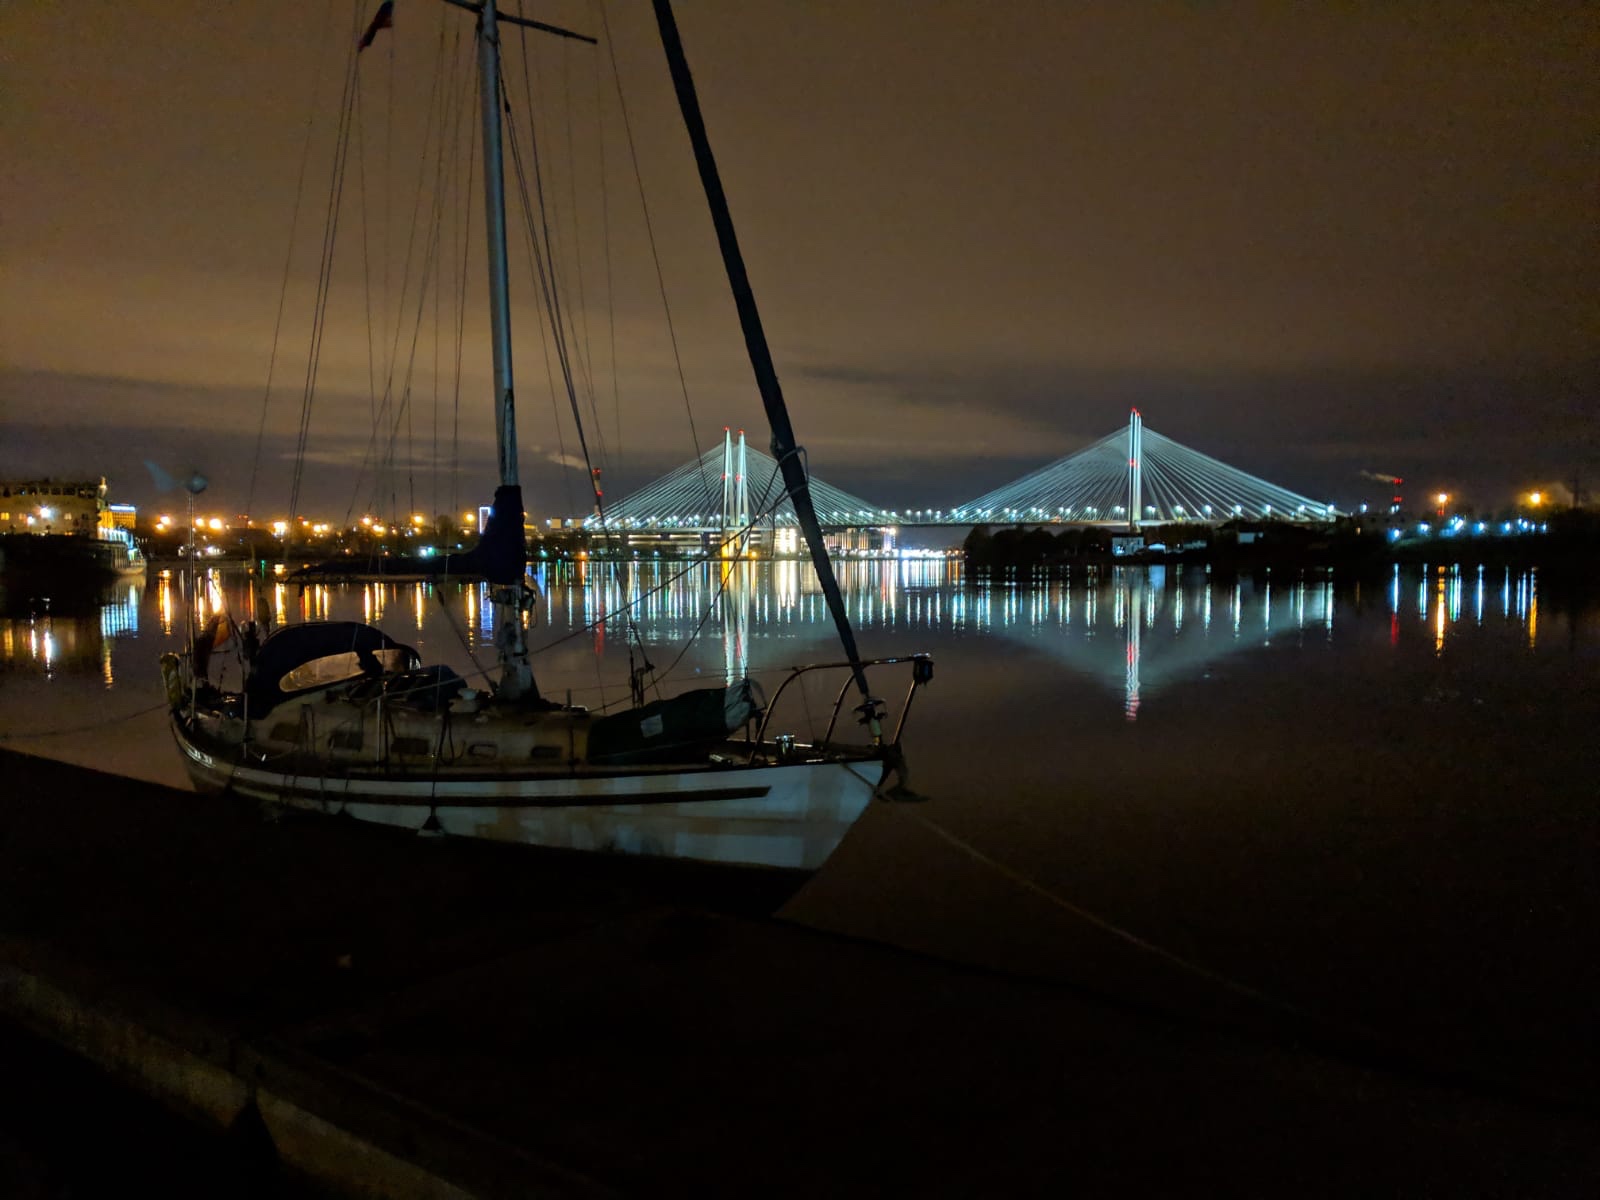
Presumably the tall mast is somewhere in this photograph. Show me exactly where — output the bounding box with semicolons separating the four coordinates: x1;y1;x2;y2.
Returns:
478;0;518;486
476;0;533;699
652;0;880;732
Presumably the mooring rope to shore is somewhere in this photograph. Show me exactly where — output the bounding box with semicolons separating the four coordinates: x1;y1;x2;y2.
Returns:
0;701;169;743
835;792;1587;1112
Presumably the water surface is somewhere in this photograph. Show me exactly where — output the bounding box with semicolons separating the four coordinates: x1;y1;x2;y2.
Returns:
3;559;1595;1096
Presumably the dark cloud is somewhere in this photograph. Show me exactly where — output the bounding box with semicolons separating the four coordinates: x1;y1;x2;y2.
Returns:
2;2;1596;527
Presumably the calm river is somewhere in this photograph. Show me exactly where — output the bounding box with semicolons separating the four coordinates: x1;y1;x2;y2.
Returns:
2;558;1596;1098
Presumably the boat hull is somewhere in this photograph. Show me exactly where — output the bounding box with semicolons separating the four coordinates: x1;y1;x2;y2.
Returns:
172;718;881;871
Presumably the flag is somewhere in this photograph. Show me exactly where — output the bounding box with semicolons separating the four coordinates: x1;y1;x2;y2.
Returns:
357;1;394;52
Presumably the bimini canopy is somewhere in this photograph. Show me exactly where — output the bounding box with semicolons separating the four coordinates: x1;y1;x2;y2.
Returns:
246;621;420;713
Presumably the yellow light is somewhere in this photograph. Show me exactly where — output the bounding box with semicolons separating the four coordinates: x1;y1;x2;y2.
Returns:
373;524;387;535
208;517;224;531
462;512;475;525
361;515;373;527
411;513;425;526
1435;493;1449;506
271;521;288;536
1530;492;1543;506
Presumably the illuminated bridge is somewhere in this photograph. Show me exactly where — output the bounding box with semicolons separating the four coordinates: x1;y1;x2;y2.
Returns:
585;430;895;552
949;411;1341;528
580;414;1339;543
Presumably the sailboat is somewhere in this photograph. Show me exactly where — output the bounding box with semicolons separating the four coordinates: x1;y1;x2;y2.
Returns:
160;0;932;872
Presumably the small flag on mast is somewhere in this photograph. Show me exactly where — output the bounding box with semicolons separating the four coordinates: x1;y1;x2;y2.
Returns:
357;1;394;52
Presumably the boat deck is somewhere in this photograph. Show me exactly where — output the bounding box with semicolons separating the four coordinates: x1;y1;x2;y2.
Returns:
2;748;1595;1196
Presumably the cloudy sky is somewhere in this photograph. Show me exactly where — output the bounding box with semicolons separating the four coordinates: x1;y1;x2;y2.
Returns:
3;0;1595;522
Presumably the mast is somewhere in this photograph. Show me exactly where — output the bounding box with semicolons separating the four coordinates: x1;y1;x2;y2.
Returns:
476;0;534;700
478;0;518;489
652;0;880;732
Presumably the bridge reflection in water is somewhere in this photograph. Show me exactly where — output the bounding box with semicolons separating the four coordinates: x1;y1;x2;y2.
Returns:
0;562;1548;718
522;560;1548;720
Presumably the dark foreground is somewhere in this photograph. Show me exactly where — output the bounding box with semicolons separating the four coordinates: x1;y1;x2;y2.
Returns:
1;749;1596;1197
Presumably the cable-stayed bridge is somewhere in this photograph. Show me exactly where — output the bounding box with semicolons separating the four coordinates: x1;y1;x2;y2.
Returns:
951;410;1341;527
581;414;1339;545
584;430;895;551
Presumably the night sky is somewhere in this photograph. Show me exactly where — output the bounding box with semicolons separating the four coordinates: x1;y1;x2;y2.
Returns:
3;1;1595;522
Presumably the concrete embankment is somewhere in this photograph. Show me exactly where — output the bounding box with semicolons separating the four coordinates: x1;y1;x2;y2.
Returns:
2;748;1596;1196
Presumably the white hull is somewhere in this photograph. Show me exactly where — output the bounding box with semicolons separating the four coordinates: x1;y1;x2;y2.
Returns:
174;722;881;871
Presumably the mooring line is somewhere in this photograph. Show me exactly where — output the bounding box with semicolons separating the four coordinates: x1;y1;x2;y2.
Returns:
892;803;1600;1112
0;701;169;742
898;806;1308;1012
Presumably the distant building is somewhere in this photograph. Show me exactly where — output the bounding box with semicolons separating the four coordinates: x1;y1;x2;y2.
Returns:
1111;535;1145;557
0;477;109;536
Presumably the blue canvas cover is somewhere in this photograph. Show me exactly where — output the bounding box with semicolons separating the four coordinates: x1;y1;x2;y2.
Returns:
245;621;419;713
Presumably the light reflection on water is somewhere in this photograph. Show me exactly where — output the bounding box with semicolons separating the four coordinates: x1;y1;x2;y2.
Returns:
0;556;1591;806
0;562;1576;701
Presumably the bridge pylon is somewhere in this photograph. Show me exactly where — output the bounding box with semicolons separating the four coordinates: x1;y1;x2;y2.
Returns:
1128;409;1143;532
720;429;751;557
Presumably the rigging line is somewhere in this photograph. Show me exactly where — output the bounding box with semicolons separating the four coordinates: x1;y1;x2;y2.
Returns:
887;805;1586;1112
510;47;609;479
591;15;622;479
383;7;396;400
0;701;170;743
410;25;455;533
347;27;456;529
502;100;579;525
500;49;580;522
429;20;464;529
645;467;785;692
598;0;708;496
558;36;608;464
288;39;362;531
516;3;601;427
612;478;787;694
902;806;1330;1015
531;491;781;658
347;66;385;522
450;55;478;530
377;103;457;522
503;81;605;525
434;578;490;681
372;19;456;509
247;0;337;521
431;84;443;529
502;36;592;508
430;19;469;529
287;66;351;526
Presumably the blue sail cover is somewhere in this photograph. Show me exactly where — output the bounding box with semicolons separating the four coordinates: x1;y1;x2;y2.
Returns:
459;484;527;584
